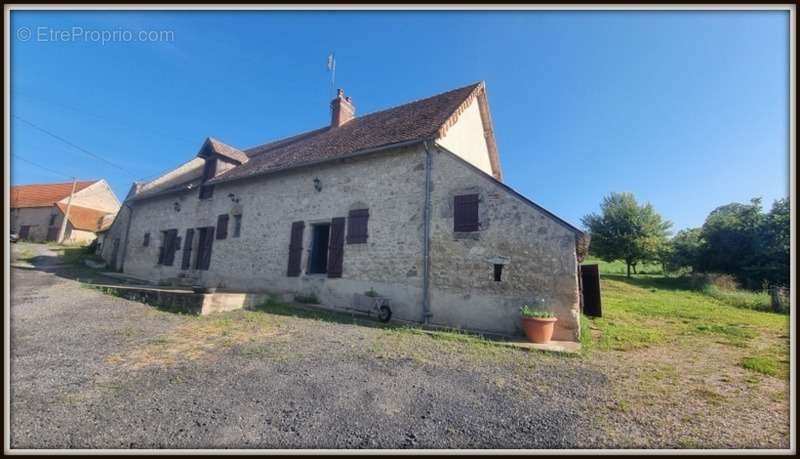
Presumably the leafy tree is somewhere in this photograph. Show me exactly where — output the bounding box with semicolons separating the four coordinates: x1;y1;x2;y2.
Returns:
664;227;703;273
698;198;764;287
582;192;672;277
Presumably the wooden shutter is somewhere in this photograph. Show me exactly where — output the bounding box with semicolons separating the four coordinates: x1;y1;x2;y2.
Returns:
216;214;229;240
346;209;369;244
162;229;178;266
196;227;215;271
327;217;346;278
287;221;305;277
181;228;194;270
454;194;480;232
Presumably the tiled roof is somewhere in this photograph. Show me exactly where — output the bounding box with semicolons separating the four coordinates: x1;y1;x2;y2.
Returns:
208;82;485;185
10;181;97;208
56;202;114;232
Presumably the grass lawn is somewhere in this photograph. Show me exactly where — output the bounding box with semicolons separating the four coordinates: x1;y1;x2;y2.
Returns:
581;258;790;447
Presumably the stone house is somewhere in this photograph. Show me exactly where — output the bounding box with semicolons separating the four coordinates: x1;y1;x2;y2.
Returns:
101;82;588;341
10;179;120;244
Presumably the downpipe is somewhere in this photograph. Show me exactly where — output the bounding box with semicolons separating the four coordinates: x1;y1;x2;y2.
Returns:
421;140;434;324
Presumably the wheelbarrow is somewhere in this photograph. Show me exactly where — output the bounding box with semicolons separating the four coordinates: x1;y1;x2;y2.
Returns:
350;293;392;323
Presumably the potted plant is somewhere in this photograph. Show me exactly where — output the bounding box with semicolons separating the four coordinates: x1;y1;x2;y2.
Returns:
520;305;558;344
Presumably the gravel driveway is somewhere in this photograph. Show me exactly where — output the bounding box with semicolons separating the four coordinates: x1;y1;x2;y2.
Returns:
10;263;618;450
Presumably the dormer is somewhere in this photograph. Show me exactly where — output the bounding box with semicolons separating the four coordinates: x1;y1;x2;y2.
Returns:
196;137;248;199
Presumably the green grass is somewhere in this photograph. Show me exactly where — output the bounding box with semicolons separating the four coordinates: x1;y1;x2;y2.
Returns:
740;354;789;378
582;259;789;380
701;284;772;313
583;256;664;276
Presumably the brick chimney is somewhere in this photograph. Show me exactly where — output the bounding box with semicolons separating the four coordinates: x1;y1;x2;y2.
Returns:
330;88;355;127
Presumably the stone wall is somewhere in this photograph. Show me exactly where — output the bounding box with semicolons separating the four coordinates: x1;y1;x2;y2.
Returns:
427;146;581;341
114;142;582;342
11;207;62;242
121;145;428;323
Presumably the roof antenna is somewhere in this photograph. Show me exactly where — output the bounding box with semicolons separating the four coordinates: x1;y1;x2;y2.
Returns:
327;52;336;101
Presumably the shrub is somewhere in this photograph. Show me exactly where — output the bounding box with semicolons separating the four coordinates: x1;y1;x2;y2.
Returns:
294;293;320;304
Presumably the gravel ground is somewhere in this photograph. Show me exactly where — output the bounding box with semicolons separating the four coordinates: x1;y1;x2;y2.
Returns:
10;263;617;449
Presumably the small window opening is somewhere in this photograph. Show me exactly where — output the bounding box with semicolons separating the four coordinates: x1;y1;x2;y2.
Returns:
143;232;150;247
493;264;503;282
307;223;330;274
233;214;242;238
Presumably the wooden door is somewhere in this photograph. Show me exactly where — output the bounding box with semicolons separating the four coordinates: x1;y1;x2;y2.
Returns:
580;264;602;317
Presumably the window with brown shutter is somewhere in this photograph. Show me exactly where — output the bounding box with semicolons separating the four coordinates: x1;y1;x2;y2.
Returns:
346;209;369;244
216;214;229;240
158;229;178;266
454;194;480;232
181;228;194;270
287;221;305;277
327;217;345;278
195;226;215;270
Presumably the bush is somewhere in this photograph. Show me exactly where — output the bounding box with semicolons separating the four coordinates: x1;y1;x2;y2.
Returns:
519;305;555;319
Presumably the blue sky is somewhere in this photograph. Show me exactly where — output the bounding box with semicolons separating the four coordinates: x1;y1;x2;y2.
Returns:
10;10;789;231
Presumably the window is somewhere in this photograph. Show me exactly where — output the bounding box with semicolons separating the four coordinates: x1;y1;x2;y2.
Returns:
199;158;217;200
216;214;229;240
494;264;503;282
307;224;330;274
48;214;58;226
346;209;369;244
233;214;242;238
454;194;480;232
143;232;150;247
157;229;179;266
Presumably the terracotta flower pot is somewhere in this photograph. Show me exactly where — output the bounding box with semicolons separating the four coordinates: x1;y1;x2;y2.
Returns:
521;317;558;344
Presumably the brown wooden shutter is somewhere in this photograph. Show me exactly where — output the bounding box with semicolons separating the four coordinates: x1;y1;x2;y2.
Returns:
162;229;178;266
216;214;229;240
287;221;304;277
346;209;369;244
454;194;480;232
181;228;194;270
196;227;214;270
327;217;346;278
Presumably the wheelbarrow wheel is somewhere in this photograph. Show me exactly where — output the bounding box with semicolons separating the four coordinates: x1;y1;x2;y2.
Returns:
378;305;392;323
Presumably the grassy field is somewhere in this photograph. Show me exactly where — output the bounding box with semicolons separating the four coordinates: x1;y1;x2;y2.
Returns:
580;258;790;447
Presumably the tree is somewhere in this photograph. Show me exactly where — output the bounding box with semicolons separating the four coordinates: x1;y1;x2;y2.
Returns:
664;227;703;273
582;192;672;278
698;198;764;286
694;197;789;288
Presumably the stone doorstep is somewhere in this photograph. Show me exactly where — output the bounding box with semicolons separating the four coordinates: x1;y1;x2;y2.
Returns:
494;339;581;354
